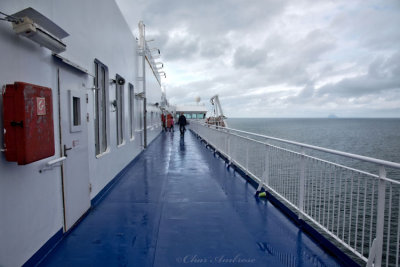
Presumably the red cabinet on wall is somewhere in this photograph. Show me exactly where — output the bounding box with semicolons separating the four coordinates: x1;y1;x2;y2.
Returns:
3;82;55;165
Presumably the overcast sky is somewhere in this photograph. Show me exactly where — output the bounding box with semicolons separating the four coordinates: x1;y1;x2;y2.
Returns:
116;0;400;118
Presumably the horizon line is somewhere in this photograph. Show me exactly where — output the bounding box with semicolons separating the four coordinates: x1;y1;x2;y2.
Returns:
225;117;400;119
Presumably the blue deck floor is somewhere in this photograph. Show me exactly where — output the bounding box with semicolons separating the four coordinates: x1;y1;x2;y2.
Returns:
40;131;342;266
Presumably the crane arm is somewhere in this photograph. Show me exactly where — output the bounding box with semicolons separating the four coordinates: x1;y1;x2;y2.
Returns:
210;94;228;127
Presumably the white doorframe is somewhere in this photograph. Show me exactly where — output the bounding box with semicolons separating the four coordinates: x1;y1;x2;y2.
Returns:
57;68;90;231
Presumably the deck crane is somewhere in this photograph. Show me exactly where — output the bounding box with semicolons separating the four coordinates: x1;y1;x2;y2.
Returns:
207;94;228;127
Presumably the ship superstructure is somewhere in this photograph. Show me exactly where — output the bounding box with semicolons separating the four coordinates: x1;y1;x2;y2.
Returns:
0;1;164;266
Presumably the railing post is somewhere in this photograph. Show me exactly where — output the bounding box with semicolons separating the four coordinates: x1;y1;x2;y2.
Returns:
366;238;377;267
246;137;249;171
246;146;249;171
298;147;306;219
264;144;270;186
373;166;386;267
227;134;231;164
224;131;228;156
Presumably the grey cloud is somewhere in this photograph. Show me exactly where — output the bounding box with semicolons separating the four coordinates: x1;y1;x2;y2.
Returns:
117;0;400;117
147;30;231;61
148;32;200;61
164;37;200;61
317;76;399;97
330;2;400;51
233;46;268;68
297;83;315;99
141;0;287;35
266;62;310;85
317;52;400;97
243;29;337;87
136;0;288;62
199;39;231;59
167;79;218;104
298;30;336;62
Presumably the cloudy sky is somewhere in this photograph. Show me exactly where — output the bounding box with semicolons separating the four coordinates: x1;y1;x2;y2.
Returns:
116;0;400;118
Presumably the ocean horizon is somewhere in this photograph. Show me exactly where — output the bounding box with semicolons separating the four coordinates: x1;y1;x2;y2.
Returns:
226;117;400;177
226;116;400;120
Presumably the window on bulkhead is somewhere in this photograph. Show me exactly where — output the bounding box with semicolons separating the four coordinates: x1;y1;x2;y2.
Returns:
115;74;125;146
135;90;142;131
129;83;134;140
94;59;109;155
72;97;81;126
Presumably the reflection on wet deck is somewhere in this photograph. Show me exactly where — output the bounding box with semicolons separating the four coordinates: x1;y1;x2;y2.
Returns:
41;131;342;266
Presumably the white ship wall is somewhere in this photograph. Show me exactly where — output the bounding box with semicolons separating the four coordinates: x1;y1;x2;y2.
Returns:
146;61;163;141
0;0;162;266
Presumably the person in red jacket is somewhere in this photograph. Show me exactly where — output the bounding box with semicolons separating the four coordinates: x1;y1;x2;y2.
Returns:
166;113;174;132
161;113;166;131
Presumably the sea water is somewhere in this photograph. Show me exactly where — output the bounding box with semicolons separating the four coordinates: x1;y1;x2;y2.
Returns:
227;118;400;163
227;118;400;177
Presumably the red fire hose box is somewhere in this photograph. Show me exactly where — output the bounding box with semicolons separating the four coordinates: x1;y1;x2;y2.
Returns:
3;82;55;165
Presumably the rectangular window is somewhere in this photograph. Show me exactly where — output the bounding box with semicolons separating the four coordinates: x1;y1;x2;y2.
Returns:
69;90;83;133
94;59;109;155
72;97;81;126
129;83;134;139
136;96;143;131
196;113;205;119
116;74;125;146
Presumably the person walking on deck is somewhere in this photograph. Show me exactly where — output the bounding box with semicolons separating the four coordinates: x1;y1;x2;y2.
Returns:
178;113;187;136
161;113;166;131
166;113;174;132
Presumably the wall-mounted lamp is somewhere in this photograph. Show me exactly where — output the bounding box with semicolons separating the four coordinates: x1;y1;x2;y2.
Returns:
135;92;145;99
150;54;160;59
155;62;164;68
9;8;68;54
150;48;160;55
158;71;166;78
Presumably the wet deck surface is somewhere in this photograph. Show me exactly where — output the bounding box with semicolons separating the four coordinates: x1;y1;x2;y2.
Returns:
41;131;340;266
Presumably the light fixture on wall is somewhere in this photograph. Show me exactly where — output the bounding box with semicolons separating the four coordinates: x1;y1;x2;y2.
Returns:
158;71;166;78
149;48;160;55
155;62;164;68
10;8;69;54
135;92;145;99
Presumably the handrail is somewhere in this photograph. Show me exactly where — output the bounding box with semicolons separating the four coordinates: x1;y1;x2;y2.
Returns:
191;121;400;266
46;156;66;166
200;122;400;185
197;122;400;170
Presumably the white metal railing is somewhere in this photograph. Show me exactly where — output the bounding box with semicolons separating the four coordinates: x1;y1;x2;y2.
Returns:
190;122;400;267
